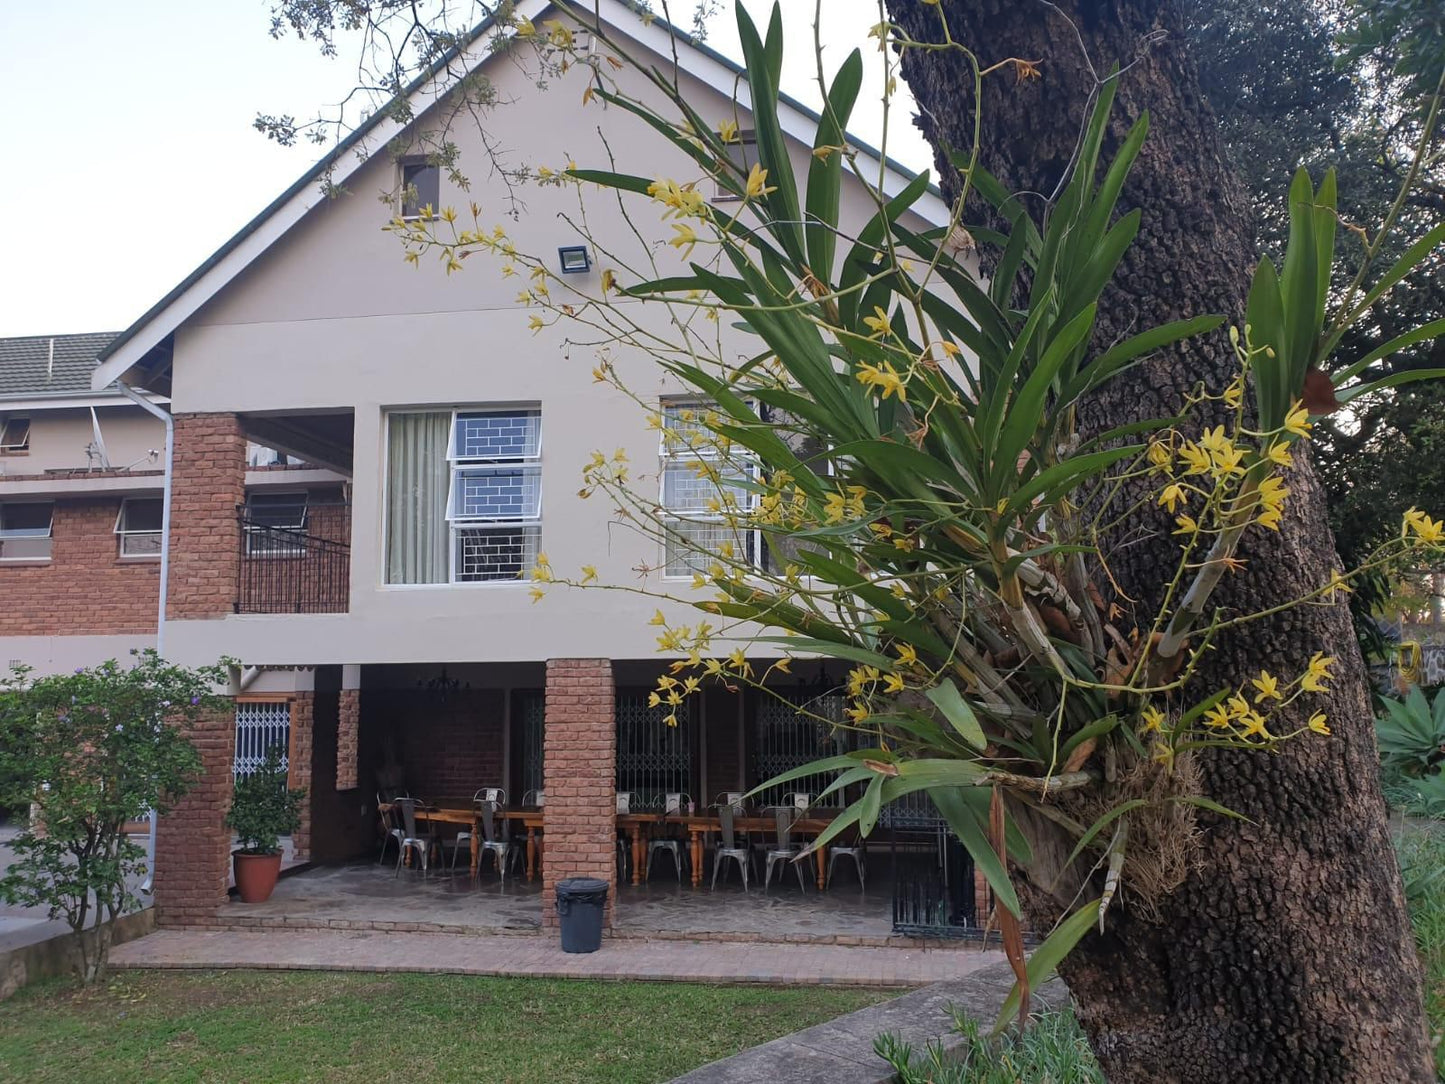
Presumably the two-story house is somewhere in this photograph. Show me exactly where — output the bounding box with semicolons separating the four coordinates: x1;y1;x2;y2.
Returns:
85;0;965;933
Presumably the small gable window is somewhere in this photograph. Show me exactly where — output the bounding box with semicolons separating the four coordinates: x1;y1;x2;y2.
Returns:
0;416;29;454
399;158;440;219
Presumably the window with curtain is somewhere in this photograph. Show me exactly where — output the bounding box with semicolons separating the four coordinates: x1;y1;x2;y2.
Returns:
385;408;541;585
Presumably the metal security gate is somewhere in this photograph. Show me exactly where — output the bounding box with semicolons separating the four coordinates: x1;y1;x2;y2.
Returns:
518;689;545;798
891;825;979;938
616;690;694;808
234;700;290;780
752;688;848;807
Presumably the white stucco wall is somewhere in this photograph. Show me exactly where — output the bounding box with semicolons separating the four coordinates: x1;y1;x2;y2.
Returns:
1;406;164;476
156;10;951;669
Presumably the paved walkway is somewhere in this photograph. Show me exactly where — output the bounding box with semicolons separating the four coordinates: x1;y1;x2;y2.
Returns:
112;928;1002;987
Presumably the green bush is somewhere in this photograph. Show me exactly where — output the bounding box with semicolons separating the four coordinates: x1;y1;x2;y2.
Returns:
225;744;304;855
875;1009;1103;1083
1377;686;1445;779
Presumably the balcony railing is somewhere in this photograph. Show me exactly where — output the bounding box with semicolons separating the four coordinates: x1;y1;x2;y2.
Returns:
235;502;350;614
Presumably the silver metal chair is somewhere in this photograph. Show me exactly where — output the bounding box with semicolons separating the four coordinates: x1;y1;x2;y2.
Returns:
376;795;405;866
522;789;545;808
711;803;753;890
647;792;692;883
781;791;811;810
472;799;520;881
393;798;434;877
827;830;866;890
763;805;809;892
449;788;508;873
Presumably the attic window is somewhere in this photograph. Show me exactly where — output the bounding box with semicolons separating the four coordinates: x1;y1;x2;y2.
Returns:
0;417;29;454
713;131;757;203
399;158;440;219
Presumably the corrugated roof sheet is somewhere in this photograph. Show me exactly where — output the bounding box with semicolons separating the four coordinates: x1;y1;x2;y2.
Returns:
0;333;118;398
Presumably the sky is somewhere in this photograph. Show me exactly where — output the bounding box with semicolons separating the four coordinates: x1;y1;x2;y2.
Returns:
0;1;930;339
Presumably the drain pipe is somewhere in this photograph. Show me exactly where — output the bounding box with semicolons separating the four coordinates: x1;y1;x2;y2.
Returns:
119;384;172;894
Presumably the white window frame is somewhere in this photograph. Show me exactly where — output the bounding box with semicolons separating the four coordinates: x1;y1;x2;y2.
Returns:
444;407;542;584
0;416;29;454
0;501;53;562
114;497;163;559
712;131;758;203
659;399;761;579
244;491;310;558
398;156;440;221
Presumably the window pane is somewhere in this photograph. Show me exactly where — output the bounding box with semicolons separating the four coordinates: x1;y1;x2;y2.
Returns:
121;532;163;557
454;411;540;460
386;411;450;585
0;418;29;450
246;493;308;529
0;537;51;560
664;519;752;577
401;161;439;217
661;403;715;450
121;498;164;533
455;525;539;582
0;502;52;536
662;462;751;514
450;465;541;521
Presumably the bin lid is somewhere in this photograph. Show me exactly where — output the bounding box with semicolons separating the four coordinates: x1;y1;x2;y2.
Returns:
556;877;609;897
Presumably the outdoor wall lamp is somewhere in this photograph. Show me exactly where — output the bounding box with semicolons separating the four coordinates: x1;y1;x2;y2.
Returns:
557;245;591;274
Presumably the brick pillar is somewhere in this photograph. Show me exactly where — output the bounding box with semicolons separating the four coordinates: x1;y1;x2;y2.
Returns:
974;866;992;926
289;692;314;860
168;413;246;620
336;688;360;791
153;704;234;928
542;658;616;930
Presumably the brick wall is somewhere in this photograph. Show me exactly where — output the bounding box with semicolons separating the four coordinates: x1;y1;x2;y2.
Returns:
169;413;245;619
367;688;506;799
288;693;314;859
336;688;360;790
153;704;233;928
542;658;617;929
0;497;160;635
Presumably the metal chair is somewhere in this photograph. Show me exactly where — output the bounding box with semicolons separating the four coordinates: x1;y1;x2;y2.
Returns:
471;799;521;881
710;803;753;891
646;792;693;883
827;829;867;890
393;798;434;877
763;805;809;892
780;791;811;810
522;789;545;808
376;795;405;866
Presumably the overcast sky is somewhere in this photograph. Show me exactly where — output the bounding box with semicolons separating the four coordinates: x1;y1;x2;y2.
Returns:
0;1;929;339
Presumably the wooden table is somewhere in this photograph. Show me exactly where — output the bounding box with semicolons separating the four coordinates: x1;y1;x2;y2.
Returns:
382;802;545;881
616;810;837;890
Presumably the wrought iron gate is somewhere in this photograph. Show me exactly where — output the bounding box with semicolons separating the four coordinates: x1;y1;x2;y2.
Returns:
615;690;694;808
752;688;849;807
891;825;979;938
233;700;290;780
518;689;545;798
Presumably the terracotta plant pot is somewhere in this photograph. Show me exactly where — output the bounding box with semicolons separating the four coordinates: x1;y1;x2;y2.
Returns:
233;850;283;904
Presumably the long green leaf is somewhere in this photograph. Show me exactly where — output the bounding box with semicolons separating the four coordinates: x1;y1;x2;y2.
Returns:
1331;317;1445;386
925;679;987;750
929;786;1022;917
804;49;862;283
735;3;804;264
991;900;1102;1036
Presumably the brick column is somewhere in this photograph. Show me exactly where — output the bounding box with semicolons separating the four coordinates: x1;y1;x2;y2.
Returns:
153;704;234;928
336;688;360;791
974;867;993;926
288;692;314;860
542;658;617;930
168;413;246;620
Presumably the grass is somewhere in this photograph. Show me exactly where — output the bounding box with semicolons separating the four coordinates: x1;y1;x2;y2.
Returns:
1394;817;1445;1077
876;1008;1103;1083
0;970;889;1084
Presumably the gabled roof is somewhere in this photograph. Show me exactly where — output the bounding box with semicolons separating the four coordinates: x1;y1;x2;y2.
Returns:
2;332;118;399
93;0;948;393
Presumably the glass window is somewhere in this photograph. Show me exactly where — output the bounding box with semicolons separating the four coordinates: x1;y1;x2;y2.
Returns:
400;159;440;218
0;501;53;560
0;417;29;453
115;497;163;558
712;131;757;203
659;401;757;577
244;492;308;557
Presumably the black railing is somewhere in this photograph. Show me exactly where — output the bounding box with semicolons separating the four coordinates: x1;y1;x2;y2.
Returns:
235;502;350;614
891;826;980;939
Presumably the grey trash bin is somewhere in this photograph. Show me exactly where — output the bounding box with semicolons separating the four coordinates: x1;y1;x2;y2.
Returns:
556;877;608;953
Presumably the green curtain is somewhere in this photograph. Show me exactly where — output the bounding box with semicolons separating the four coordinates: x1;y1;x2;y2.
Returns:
385;412;449;583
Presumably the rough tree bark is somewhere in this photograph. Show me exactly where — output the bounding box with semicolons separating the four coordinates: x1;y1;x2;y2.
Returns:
886;1;1433;1081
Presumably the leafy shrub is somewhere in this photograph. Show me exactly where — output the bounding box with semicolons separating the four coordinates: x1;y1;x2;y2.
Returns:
875;1009;1103;1083
1377;686;1445;779
225;744;304;855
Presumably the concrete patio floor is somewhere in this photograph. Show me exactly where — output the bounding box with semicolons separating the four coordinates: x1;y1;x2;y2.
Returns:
217;858;908;944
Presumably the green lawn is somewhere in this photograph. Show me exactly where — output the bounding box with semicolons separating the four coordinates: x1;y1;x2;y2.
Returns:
0;970;891;1084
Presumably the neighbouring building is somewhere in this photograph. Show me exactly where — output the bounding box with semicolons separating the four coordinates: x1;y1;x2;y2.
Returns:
83;0;987;934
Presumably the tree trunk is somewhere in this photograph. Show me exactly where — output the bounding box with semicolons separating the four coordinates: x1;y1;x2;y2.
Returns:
886;2;1432;1080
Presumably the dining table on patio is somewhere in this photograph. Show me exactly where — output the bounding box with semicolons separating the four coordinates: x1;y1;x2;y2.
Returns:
383;801;840;889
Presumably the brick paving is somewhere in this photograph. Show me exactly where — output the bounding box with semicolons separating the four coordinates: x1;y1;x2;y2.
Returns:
111;927;1003;987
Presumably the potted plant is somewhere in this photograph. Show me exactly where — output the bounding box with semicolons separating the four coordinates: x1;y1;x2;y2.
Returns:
225;743;304;903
